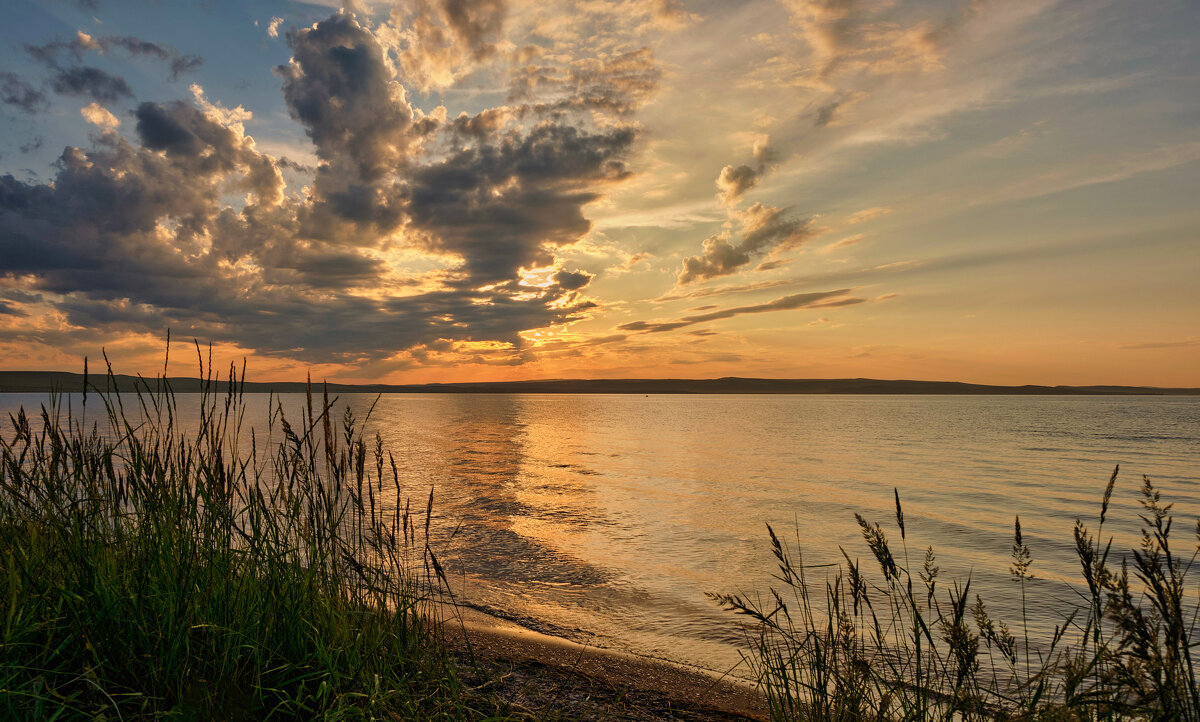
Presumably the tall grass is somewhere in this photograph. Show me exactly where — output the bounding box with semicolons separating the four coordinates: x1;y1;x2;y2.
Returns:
0;352;492;720
713;468;1200;720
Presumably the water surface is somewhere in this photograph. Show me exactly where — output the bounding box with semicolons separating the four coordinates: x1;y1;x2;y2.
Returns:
3;393;1197;675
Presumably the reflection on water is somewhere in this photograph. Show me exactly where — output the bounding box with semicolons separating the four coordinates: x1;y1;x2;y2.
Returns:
428;396;611;587
1;392;1197;674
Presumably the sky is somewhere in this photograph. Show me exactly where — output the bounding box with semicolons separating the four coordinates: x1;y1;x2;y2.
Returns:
0;0;1197;386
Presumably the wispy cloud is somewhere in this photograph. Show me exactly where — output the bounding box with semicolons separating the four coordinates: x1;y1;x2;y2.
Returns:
844;206;892;225
1121;338;1200;351
619;288;862;334
983;142;1200;205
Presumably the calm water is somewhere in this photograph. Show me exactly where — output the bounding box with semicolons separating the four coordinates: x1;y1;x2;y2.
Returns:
3;393;1198;675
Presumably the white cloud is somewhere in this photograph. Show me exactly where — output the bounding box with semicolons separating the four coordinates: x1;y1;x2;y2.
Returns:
80;102;119;129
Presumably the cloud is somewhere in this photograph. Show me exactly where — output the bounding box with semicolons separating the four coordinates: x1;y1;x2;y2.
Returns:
442;0;506;58
678;133;802;284
28;30;204;99
982;141;1200;206
716;164;760;206
508;47;661;117
403;122;635;284
1120;338;1200;351
813;98;840;126
279;15;412;184
267;17;285;39
382;0;508;92
50;66;132;102
80;101;119;129
607;250;651;274
822;233;864;252
775;0;975;86
754;258;792;272
168;55;204;80
679;203;813;283
103;35;171;60
0;72;48;113
552;268;592;291
0;11;642;367
618;288;862;333
670;353;743;364
715;134;776;205
845;205;892;224
27;31;205;84
27;31;204;84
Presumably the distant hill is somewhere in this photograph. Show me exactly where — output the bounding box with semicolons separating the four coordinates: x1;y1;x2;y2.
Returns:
1;371;1197;395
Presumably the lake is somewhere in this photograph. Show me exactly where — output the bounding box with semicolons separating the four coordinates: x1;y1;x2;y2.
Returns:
2;392;1197;677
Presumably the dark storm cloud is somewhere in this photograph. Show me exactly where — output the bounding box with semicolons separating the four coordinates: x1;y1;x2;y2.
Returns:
134;101;245;172
50;66;132;102
0;72;48;113
0;288;43;305
279;14;412;183
553;269;593;291
280;250;383;286
404;122;634;284
0;133;596;360
617;289;862;334
136;102;207;154
0;12;641;366
0;98;284;313
277;14;416;239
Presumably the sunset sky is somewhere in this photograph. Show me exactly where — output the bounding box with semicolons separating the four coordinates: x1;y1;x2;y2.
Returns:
1;0;1197;385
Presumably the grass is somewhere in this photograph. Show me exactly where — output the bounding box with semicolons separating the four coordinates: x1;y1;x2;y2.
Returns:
712;468;1200;720
7;350;1193;721
0;351;507;720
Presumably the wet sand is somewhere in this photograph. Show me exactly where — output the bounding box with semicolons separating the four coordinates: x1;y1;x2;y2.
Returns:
439;606;767;720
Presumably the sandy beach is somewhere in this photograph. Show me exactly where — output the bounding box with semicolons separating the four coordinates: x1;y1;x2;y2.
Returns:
439;606;767;720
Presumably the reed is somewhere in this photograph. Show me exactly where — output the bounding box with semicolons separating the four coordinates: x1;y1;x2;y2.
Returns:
713;468;1200;721
0;351;502;720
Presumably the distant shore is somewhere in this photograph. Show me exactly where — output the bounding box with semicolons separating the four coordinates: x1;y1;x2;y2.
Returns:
1;370;1197;395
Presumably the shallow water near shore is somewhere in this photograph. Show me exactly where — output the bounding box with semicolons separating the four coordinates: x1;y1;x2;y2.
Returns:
4;392;1198;677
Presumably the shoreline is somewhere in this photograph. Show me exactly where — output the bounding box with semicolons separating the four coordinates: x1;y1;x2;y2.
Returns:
3;370;1197;396
439;604;767;720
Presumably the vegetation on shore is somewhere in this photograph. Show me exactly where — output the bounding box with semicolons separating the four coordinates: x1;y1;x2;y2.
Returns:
6;350;1196;721
714;469;1200;720
0;354;508;720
